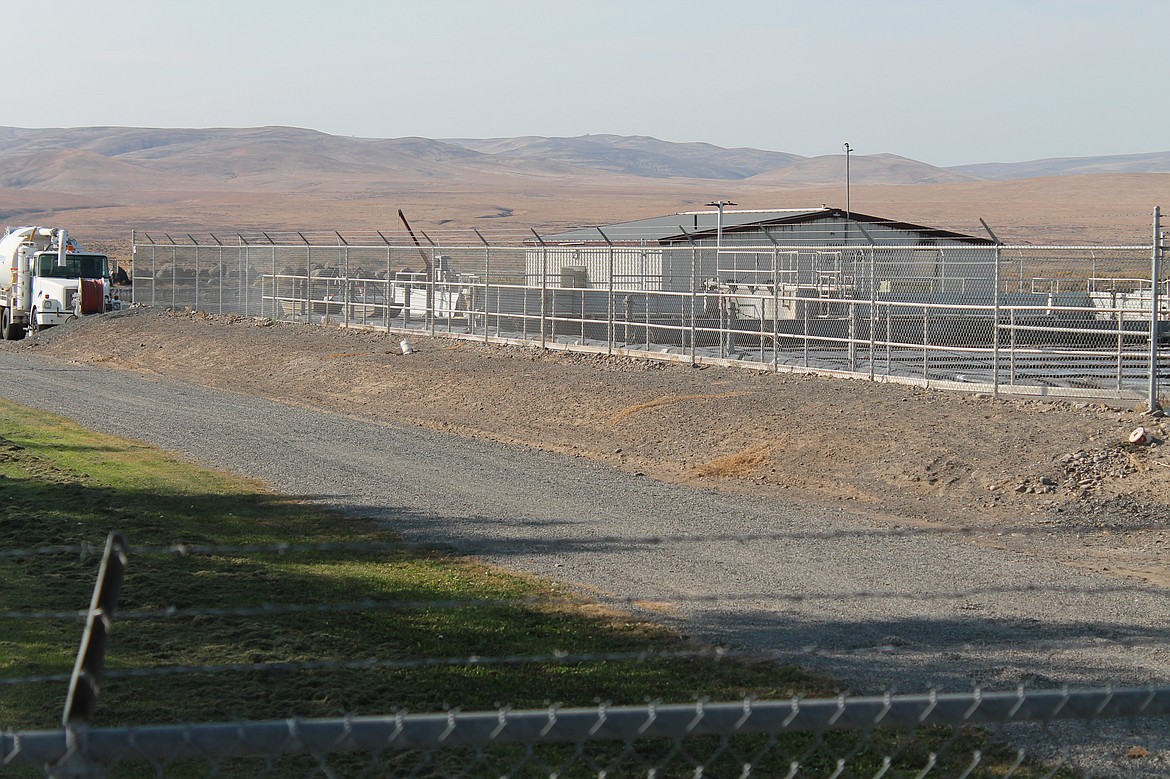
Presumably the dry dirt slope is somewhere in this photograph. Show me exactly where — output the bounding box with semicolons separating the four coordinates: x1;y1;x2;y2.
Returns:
9;306;1170;586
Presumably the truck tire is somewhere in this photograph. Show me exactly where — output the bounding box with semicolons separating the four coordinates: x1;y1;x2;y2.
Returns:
1;308;24;341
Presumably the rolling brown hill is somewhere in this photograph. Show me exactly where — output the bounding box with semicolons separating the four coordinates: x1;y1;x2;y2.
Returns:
0;147;206;192
747;153;981;186
445;134;804;179
954;150;1170;180
0;126;1166;254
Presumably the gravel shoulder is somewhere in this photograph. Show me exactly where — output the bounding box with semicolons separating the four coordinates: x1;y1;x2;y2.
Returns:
11;306;1170;590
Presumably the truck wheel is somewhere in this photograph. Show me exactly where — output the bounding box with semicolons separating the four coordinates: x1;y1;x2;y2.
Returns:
1;309;24;341
28;309;39;335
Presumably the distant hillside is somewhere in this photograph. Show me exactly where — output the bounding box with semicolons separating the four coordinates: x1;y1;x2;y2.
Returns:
0;126;1167;198
445;134;804;179
0;126;497;191
0;148;196;191
951;151;1170;180
749;153;980;186
0;127;975;192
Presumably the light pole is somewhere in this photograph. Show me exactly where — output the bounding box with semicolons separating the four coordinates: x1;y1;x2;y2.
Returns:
842;143;852;221
706;200;737;248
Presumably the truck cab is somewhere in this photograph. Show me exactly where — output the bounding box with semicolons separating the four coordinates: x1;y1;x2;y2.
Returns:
30;250;115;330
0;226;121;340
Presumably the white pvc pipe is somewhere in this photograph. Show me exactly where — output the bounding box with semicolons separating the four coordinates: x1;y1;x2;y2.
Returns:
56;228;68;267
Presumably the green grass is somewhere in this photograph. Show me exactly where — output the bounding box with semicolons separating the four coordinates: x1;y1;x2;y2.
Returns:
0;398;1063;776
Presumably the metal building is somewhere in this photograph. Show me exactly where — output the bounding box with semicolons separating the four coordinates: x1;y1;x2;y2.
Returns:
526;207;996;310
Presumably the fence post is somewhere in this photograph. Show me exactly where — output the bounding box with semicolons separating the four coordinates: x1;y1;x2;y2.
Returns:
52;533;129;778
1150;205;1163;413
242;244;249;318
533;230;547;350
772;248;780;371
476;229;491;343
390;243;400;327
868;245;876;380
608;241;615;356
992;243;1001;396
429;243;437;336
855;224;876;382
690;242;697;365
129;230;136;307
982;220;1004;399
193;244;199;314
237;239;245;317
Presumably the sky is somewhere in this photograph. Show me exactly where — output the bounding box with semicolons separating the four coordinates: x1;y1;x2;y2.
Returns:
5;0;1168;167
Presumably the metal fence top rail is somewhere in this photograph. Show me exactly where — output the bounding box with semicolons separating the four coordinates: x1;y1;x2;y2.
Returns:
3;687;1168;766
1001;244;1155;251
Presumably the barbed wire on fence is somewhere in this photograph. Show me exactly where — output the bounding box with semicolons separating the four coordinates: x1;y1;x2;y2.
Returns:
129;224;1158;251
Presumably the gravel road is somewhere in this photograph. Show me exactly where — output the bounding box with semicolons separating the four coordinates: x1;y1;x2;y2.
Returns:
1;351;1167;697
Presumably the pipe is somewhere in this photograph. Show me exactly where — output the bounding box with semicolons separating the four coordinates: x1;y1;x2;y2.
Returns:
56;228;68;267
17;244;32;312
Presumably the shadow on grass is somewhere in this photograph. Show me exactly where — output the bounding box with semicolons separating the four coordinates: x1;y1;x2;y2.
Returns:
1;472;828;732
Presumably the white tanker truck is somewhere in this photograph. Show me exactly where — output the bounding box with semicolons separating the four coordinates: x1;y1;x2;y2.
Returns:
0;226;121;340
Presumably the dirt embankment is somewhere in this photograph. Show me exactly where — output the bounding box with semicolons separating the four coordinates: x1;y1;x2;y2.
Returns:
10;307;1170;586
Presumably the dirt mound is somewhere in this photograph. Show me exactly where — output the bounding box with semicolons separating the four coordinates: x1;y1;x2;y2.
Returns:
11;306;1170;585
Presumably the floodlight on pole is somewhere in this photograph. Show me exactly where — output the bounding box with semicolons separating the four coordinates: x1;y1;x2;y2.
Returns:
706;200;737;248
842;143;853;221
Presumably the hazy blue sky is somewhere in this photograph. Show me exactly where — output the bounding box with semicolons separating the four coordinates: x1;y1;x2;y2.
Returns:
7;0;1167;166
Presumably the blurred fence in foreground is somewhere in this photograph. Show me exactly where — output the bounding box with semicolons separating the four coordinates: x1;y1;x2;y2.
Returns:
4;537;1170;777
6;689;1170;777
130;219;1168;405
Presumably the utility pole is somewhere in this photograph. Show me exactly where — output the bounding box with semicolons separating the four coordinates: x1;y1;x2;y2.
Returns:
706;200;737;248
842;143;853;220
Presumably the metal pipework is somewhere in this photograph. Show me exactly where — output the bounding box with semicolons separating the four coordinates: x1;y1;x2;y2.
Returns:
56;228;69;267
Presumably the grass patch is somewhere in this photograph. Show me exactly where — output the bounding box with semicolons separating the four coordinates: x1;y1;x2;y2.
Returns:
0;398;1061;776
693;441;775;478
0;396;819;728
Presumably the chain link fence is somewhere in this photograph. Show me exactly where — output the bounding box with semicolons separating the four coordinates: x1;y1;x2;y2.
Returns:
5;530;1170;777
129;218;1167;405
17;216;1160;775
7;689;1170;777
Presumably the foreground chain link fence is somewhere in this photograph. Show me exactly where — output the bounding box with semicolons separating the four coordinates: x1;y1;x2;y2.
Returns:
6;689;1170;777
129;210;1168;405
4;537;1170;777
